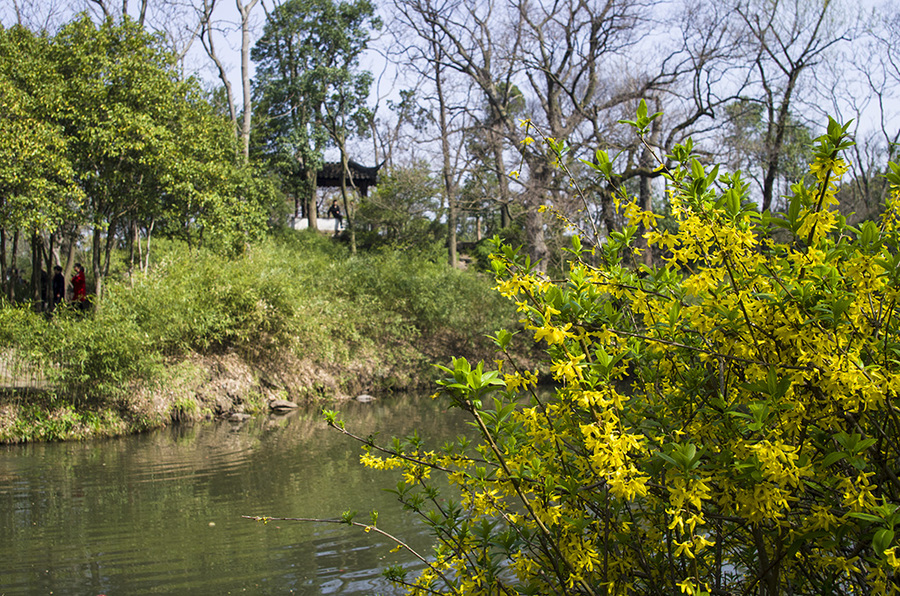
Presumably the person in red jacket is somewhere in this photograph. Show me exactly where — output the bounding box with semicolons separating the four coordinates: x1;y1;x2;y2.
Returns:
71;263;88;310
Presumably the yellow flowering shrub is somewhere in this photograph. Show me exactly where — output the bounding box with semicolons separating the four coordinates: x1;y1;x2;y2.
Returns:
329;116;900;595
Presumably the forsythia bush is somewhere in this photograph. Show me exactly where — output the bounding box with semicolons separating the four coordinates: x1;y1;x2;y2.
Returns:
330;117;900;595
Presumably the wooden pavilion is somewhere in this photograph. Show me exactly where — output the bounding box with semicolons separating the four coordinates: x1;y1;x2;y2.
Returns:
316;160;382;197
289;159;383;231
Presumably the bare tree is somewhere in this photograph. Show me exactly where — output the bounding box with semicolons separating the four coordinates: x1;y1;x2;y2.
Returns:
1;0;70;31
196;0;262;162
829;5;900;223
199;0;238;128
391;0;695;269
80;0;203;65
734;0;855;211
84;0;148;26
391;0;499;266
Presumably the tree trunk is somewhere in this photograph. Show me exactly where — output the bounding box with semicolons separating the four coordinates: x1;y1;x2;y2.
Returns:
305;167;319;231
8;229;18;302
0;228;6;299
524;162;550;272
500;203;511;229
103;218;116;283
128;220;137;274
637;107;661;265
237;0;260;162
43;232;55;284
92;226;103;308
31;232;43;311
137;0;148;26
752;524;781;596
761;71;799;212
434;43;457;268
340;146;357;254
489;122;511;231
525;209;548;272
143;219;154;273
201;0;237;129
62;227;77;284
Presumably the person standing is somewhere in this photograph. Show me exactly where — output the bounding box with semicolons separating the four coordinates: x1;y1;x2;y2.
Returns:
327;199;343;233
51;266;65;310
71;263;87;310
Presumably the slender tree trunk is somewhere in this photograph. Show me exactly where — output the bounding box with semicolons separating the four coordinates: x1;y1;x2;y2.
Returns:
137;0;148;26
762;70;800;212
637;106;661;265
305;167;319;231
236;0;260;162
8;229;18;302
44;232;55;283
92;226;103;307
128;220;137;274
752;524;781;596
62;227;76;285
0;228;6;299
31;232;43;311
340;145;357;254
103;220;116;282
434;44;457;267
144;219;154;272
500;204;510;229
201;0;237;129
489;123;511;230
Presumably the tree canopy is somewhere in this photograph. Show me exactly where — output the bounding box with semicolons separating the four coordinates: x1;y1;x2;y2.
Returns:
0;25;82;235
0;16;271;303
251;0;380;229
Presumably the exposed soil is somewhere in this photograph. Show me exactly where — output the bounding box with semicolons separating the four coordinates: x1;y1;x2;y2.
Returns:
1;326;537;443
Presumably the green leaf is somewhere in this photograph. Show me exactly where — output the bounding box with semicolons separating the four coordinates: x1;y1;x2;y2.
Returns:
822;451;847;467
874;528;894;555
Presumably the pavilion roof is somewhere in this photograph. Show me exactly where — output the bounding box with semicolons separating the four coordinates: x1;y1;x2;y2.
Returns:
316;160;381;196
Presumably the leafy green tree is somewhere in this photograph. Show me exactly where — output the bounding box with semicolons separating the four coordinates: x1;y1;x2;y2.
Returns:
0;25;83;303
50;16;264;298
0;26;77;233
321;67;375;253
355;161;441;249
251;0;380;231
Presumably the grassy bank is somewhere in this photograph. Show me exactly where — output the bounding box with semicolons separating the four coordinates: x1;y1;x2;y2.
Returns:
0;231;516;443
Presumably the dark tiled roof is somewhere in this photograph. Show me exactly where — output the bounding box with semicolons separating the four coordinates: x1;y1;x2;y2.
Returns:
317;160;381;187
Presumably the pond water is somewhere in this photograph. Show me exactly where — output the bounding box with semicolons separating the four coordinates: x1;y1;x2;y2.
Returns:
0;394;473;595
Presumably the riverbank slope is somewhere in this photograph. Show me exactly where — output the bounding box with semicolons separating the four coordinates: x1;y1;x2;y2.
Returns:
0;232;520;442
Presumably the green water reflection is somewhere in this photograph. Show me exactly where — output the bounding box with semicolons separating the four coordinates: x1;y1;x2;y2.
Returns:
0;394;471;595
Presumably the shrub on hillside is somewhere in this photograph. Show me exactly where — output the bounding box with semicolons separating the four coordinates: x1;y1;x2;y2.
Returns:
341;250;510;335
108;246;298;356
47;310;159;401
0;303;160;404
